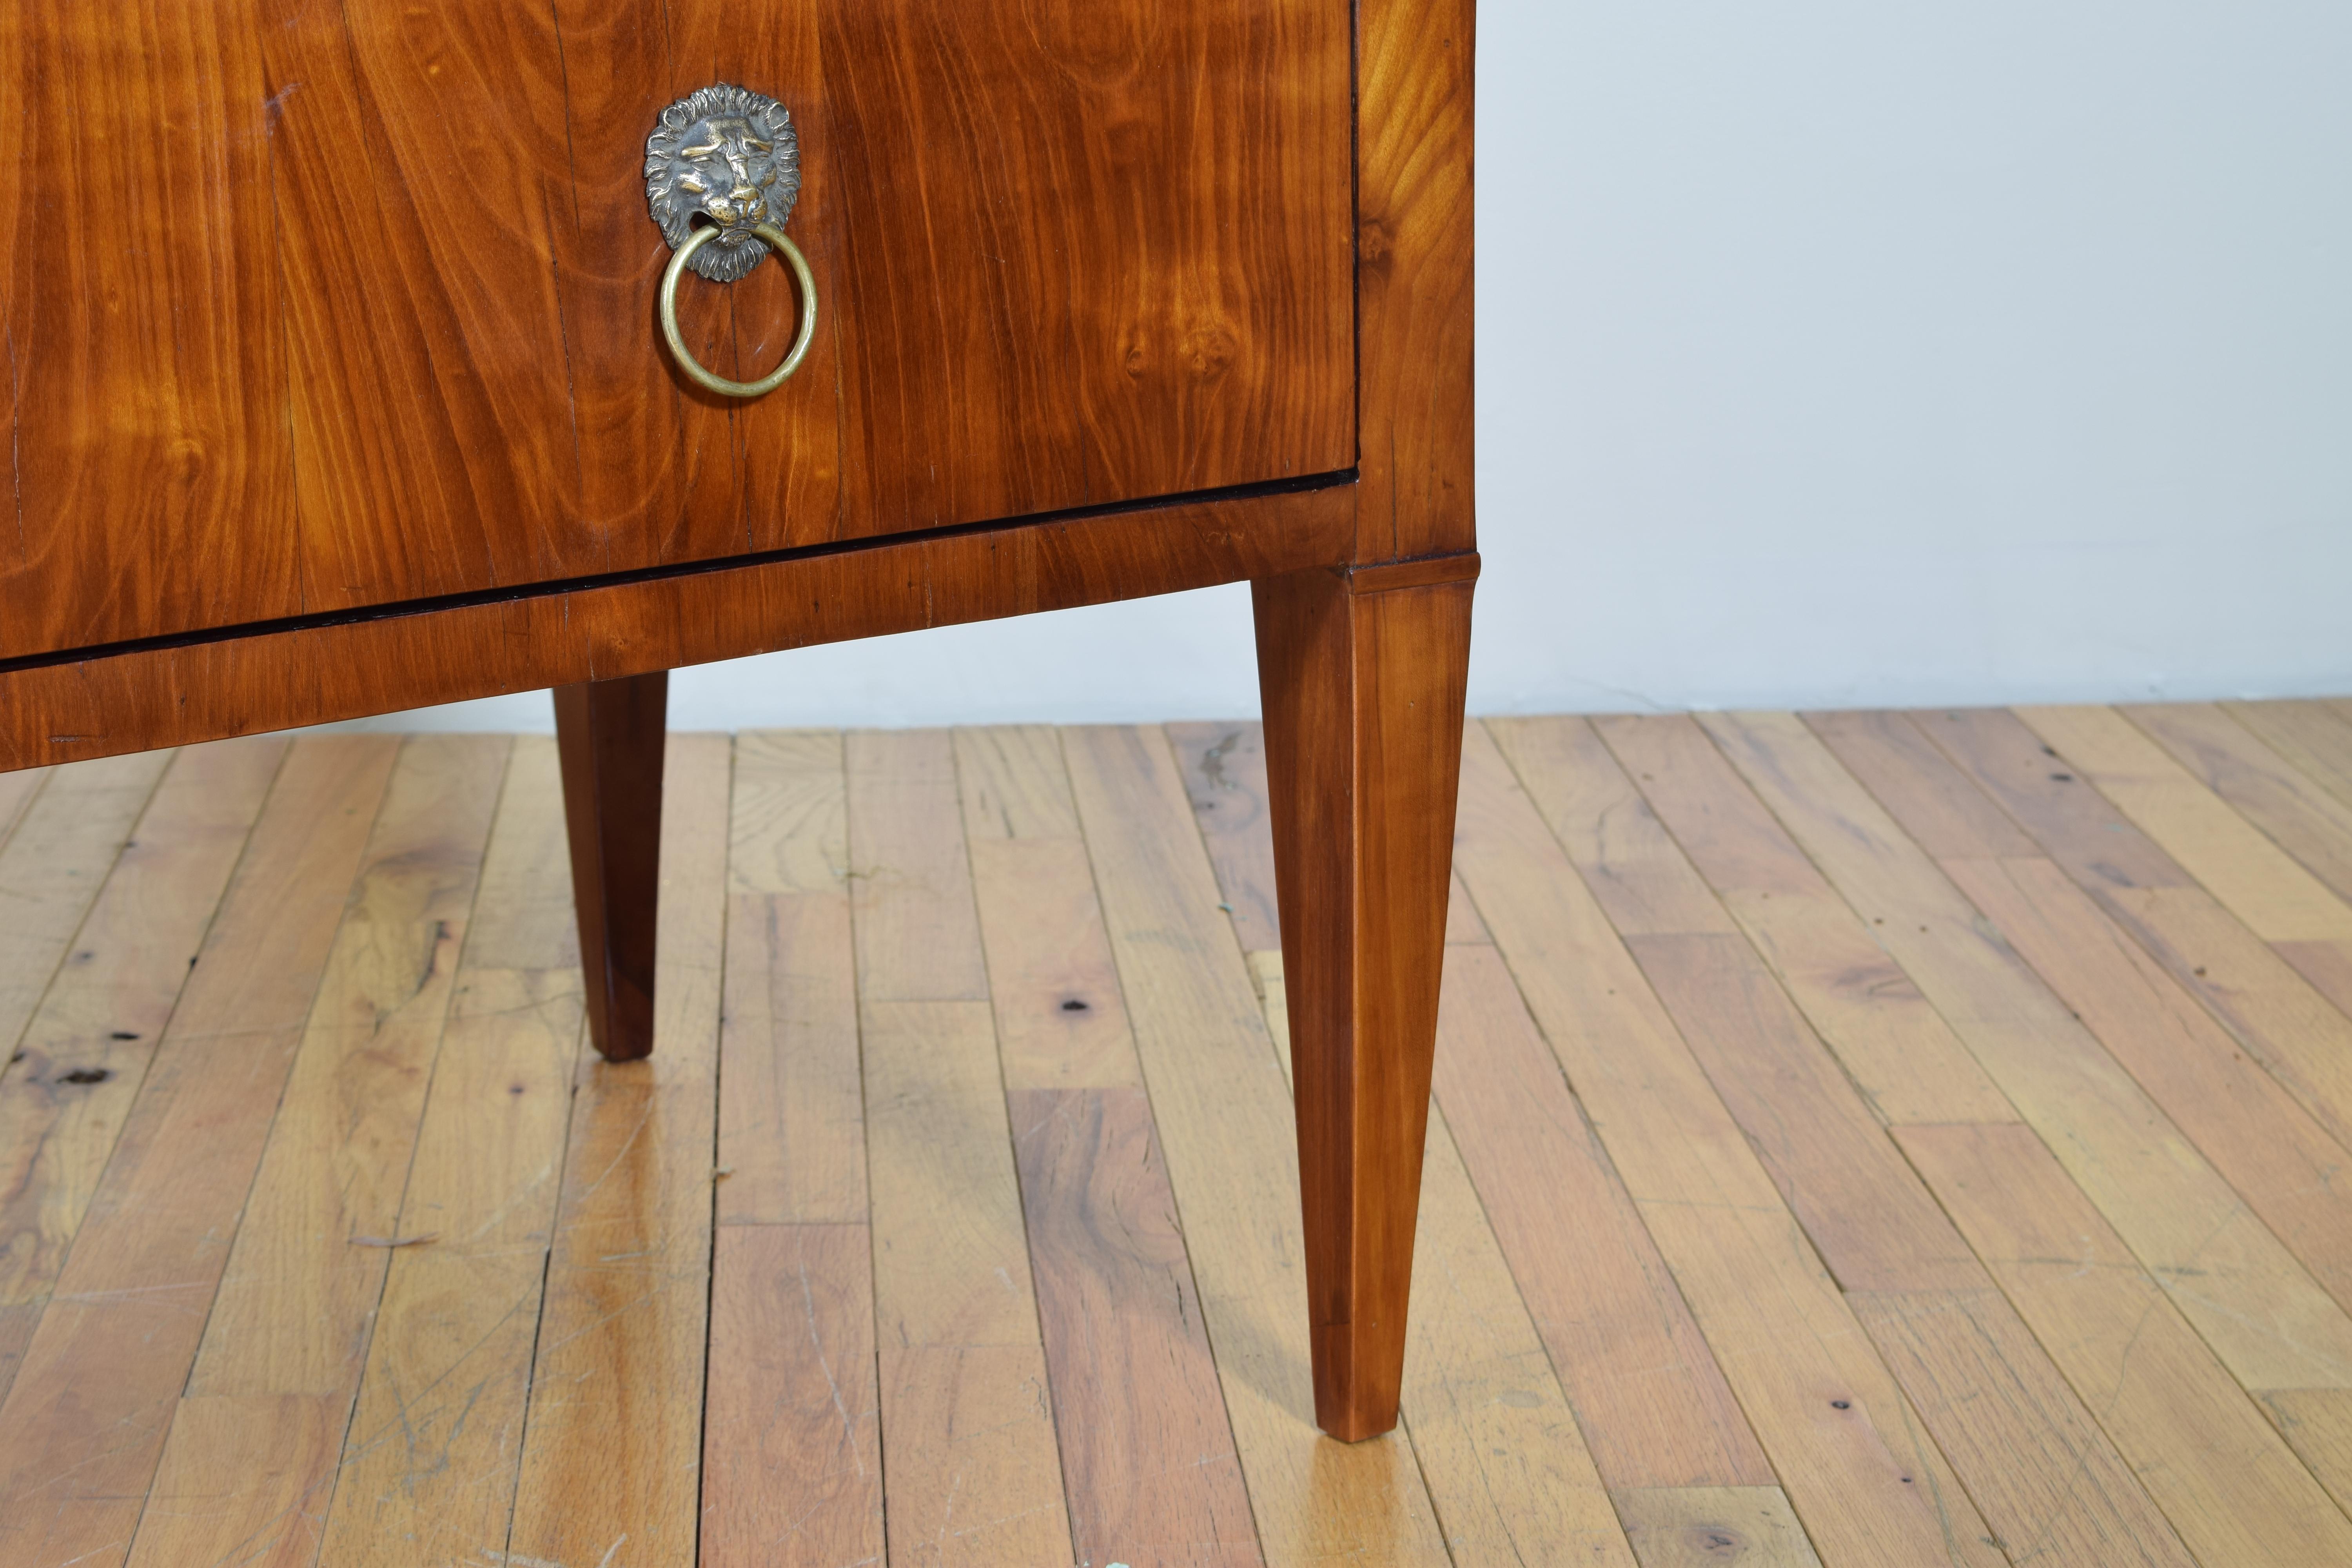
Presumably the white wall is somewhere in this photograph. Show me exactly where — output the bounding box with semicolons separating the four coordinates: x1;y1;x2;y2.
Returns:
331;0;2352;736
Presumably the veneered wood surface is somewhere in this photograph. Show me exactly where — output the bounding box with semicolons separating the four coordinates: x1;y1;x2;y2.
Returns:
1355;0;1475;562
1253;567;1473;1438
0;483;1355;774
554;673;668;1061
2;0;1351;659
0;0;296;660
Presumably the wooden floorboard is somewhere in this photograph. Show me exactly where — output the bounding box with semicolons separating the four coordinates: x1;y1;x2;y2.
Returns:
3;699;2350;1567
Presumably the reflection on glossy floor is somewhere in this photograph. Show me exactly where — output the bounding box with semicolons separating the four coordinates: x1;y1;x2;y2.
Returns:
5;700;2352;1566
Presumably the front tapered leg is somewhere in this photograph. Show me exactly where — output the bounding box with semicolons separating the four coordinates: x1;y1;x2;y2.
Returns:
554;671;669;1062
1253;559;1476;1441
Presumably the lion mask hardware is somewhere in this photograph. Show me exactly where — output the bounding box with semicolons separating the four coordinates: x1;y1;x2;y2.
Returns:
645;83;802;283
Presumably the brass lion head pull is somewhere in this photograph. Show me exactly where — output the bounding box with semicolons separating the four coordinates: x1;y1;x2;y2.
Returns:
645;82;802;283
646;82;816;398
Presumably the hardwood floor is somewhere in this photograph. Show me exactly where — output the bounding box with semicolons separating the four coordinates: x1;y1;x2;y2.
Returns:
2;700;2351;1566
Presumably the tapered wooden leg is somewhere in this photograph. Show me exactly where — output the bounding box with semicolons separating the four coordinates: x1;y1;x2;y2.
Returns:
554;671;669;1062
1252;558;1476;1441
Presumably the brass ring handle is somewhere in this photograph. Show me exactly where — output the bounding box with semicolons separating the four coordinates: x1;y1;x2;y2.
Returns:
658;222;818;399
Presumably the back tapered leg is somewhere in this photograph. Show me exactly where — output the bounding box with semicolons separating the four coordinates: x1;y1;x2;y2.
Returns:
554;671;668;1062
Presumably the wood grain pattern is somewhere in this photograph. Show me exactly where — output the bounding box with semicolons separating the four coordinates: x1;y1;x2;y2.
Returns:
505;732;730;1568
1250;955;1641;1561
2019;703;2352;1022
189;737;506;1403
1529;719;2196;1557
1619;935;1981;1296
957;728;1143;1091
1450;725;2002;1565
1396;1109;1639;1567
1011;1087;1261;1568
1710;711;2352;1397
720;893;863;1224
0;482;1354;775
701;1223;884;1568
824;0;1349;536
699;726;882;1562
878;1344;1074;1568
0;0;294;659
1614;1488;1823;1568
1899;1121;2352;1563
863;1000;1041;1350
720;730;863;1225
969;836;1143;1088
1428;944;1772;1494
1586;715;2016;1128
1945;853;2352;1314
849;728;990;1003
1840;1289;2192;1568
1802;710;2040;860
5;0;1350;656
1168;720;1289;955
2262;1388;2352;1512
1355;0;1475;561
0;753;173;1057
730;730;849;897
262;0;566;609
1888;708;2352;1170
1252;568;1473;1438
2128;702;2352;907
121;1393;343;1568
0;737;397;1568
555;672;669;1061
0;741;282;1400
1063;724;1453;1563
150;740;499;1566
313;738;584;1568
954;725;1082;842
0;769;47;849
2022;704;2352;944
2228;699;2352;811
848;725;1073;1559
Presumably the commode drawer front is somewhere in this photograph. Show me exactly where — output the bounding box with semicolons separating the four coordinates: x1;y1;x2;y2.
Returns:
0;0;1354;660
